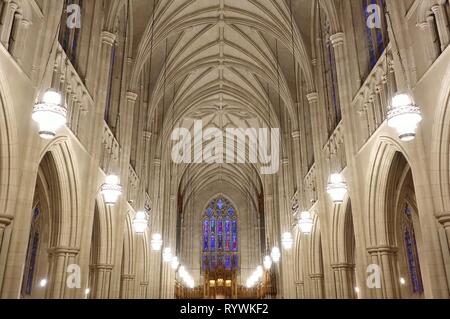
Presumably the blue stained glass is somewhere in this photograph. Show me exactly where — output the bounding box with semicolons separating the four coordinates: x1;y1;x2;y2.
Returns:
218;234;223;250
403;205;423;294
211;234;216;250
203;220;209;251
233;255;239;269
210;218;215;233
218;219;222;232
202;197;238;271
225;255;231;269
225;219;231;251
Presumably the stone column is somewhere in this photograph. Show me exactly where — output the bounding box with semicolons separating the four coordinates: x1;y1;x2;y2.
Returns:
309;273;324;299
427;15;441;61
11;18;30;62
331;263;356;299
437;213;450;253
148;159;162;298
120;274;136;299
0;215;13;253
46;247;79;299
295;281;305;299
139;281;149;299
418;21;439;65
90;264;113;299
0;1;18;48
367;246;400;299
291;131;304;193
431;4;450;51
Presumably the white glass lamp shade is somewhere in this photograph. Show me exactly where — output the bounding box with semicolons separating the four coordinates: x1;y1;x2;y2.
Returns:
256;266;264;279
151;233;163;251
163;248;173;262
32;89;67;139
298;211;314;234
39;278;48;288
387;93;422;142
171;256;179;270
101;175;122;205
270;247;281;263
326;173;348;203
133;211;148;234
281;232;294;250
263;255;272;270
178;266;185;277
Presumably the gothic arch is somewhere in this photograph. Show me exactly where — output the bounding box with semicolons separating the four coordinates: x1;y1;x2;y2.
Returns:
309;214;325;299
331;198;356;298
0;61;17;216
431;59;450;213
38;138;81;248
88;196;114;299
120;212;136;298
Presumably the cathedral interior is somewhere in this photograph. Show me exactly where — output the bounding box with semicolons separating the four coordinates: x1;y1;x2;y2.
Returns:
0;0;450;300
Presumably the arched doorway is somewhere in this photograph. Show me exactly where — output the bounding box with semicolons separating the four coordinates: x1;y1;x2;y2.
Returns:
390;153;424;299
21;153;58;299
368;147;425;299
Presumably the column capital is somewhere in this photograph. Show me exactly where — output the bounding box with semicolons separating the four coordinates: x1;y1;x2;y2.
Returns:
101;31;116;46
437;212;450;226
121;274;136;280
282;158;289;165
431;4;442;14
330;32;345;47
309;273;324;280
8;1;19;10
306;92;319;103
367;245;398;255
93;264;114;271
292;131;301;139
143;131;152;141
0;214;13;226
48;247;80;256
126;91;138;102
331;263;355;270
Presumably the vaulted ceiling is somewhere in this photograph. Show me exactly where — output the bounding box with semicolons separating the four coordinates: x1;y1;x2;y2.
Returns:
125;0;321;213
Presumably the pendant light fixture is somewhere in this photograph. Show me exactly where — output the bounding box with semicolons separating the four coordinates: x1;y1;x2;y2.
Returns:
32;89;67;139
263;255;272;270
163;247;173;262
326;173;348;204
387;92;422;142
171;256;179;270
32;7;67;140
133;211;148;234
270;246;281;263
151;233;163;251
298;211;314;234
101;175;122;206
385;11;422;142
281;232;294;250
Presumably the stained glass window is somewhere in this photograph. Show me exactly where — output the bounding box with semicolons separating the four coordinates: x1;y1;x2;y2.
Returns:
362;0;389;68
59;0;83;66
402;204;424;294
22;206;41;295
319;5;341;135
202;197;238;271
